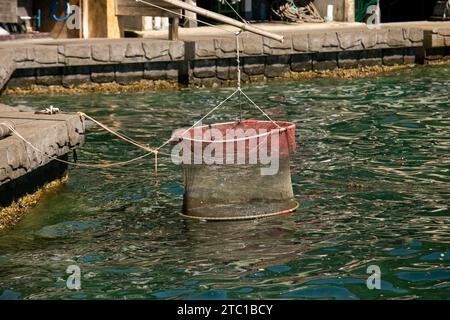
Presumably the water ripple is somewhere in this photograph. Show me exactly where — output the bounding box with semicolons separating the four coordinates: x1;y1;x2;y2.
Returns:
0;64;449;299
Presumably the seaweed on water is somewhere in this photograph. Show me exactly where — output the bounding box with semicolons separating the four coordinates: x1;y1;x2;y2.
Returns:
0;176;69;232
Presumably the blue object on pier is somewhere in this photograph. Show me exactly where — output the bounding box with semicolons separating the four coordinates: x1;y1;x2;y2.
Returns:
50;0;71;22
37;9;41;31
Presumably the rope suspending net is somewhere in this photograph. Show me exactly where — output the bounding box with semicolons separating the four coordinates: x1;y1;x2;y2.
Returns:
4;1;300;220
6;0;284;173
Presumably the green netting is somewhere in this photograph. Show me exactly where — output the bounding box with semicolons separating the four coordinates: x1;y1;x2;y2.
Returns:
212;1;242;20
355;0;378;22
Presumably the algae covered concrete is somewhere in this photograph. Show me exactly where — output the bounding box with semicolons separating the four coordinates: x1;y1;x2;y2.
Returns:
0;175;68;231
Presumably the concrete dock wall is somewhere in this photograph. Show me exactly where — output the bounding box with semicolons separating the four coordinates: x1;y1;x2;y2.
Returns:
0;104;85;207
1;25;450;91
422;28;450;63
6;39;185;88
0;49;14;92
187;27;424;85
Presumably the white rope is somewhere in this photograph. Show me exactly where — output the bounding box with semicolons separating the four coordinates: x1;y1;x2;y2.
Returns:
1;88;240;171
0;120;15;137
235;30;243;121
6;124;154;169
137;0;281;129
1;2;285;172
224;0;247;24
36;105;60;115
239;89;282;128
80;112;157;154
156;88;239;151
236;31;242;91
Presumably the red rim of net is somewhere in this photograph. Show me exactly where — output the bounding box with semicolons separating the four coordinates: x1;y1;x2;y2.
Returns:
171;120;296;161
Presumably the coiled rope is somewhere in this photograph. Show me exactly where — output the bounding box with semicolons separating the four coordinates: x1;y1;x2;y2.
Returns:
271;0;324;23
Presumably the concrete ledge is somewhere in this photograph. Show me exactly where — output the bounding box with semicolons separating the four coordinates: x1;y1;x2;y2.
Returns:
193;27;423;60
13;39;185;70
0;106;85;192
0;49;14;93
424;28;450;48
1;23;450;91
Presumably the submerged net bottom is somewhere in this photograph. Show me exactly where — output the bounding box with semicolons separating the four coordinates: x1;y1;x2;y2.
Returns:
182;199;299;221
182;158;297;220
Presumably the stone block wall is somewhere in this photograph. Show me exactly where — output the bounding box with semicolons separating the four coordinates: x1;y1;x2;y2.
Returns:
13;39;185;69
7;62;181;88
188;27;423;85
7;39;185;89
3;26;449;90
0;110;85;186
423;28;450;63
191;27;423;60
188;47;418;86
0;49;14;92
424;28;450;48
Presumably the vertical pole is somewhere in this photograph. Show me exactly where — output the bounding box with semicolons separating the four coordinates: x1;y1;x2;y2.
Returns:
143;16;153;31
344;0;355;22
106;0;122;38
236;32;242;121
185;0;198;27
162;17;169;30
82;0;89;38
375;0;381;25
244;0;252;20
79;0;83;38
169;16;179;40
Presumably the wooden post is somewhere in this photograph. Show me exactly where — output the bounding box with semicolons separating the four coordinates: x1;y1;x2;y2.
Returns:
106;0;122;38
344;0;355;22
82;0;89;38
184;0;197;27
169;16;179;40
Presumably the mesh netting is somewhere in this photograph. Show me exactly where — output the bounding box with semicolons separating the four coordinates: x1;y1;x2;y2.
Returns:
173;120;298;220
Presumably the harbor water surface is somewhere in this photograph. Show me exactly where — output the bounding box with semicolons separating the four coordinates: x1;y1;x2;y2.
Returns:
0;65;449;299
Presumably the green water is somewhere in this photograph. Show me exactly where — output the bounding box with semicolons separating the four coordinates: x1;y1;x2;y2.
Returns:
0;65;449;300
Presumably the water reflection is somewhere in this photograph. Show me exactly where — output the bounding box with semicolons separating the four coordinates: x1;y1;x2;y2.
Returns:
0;64;449;299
